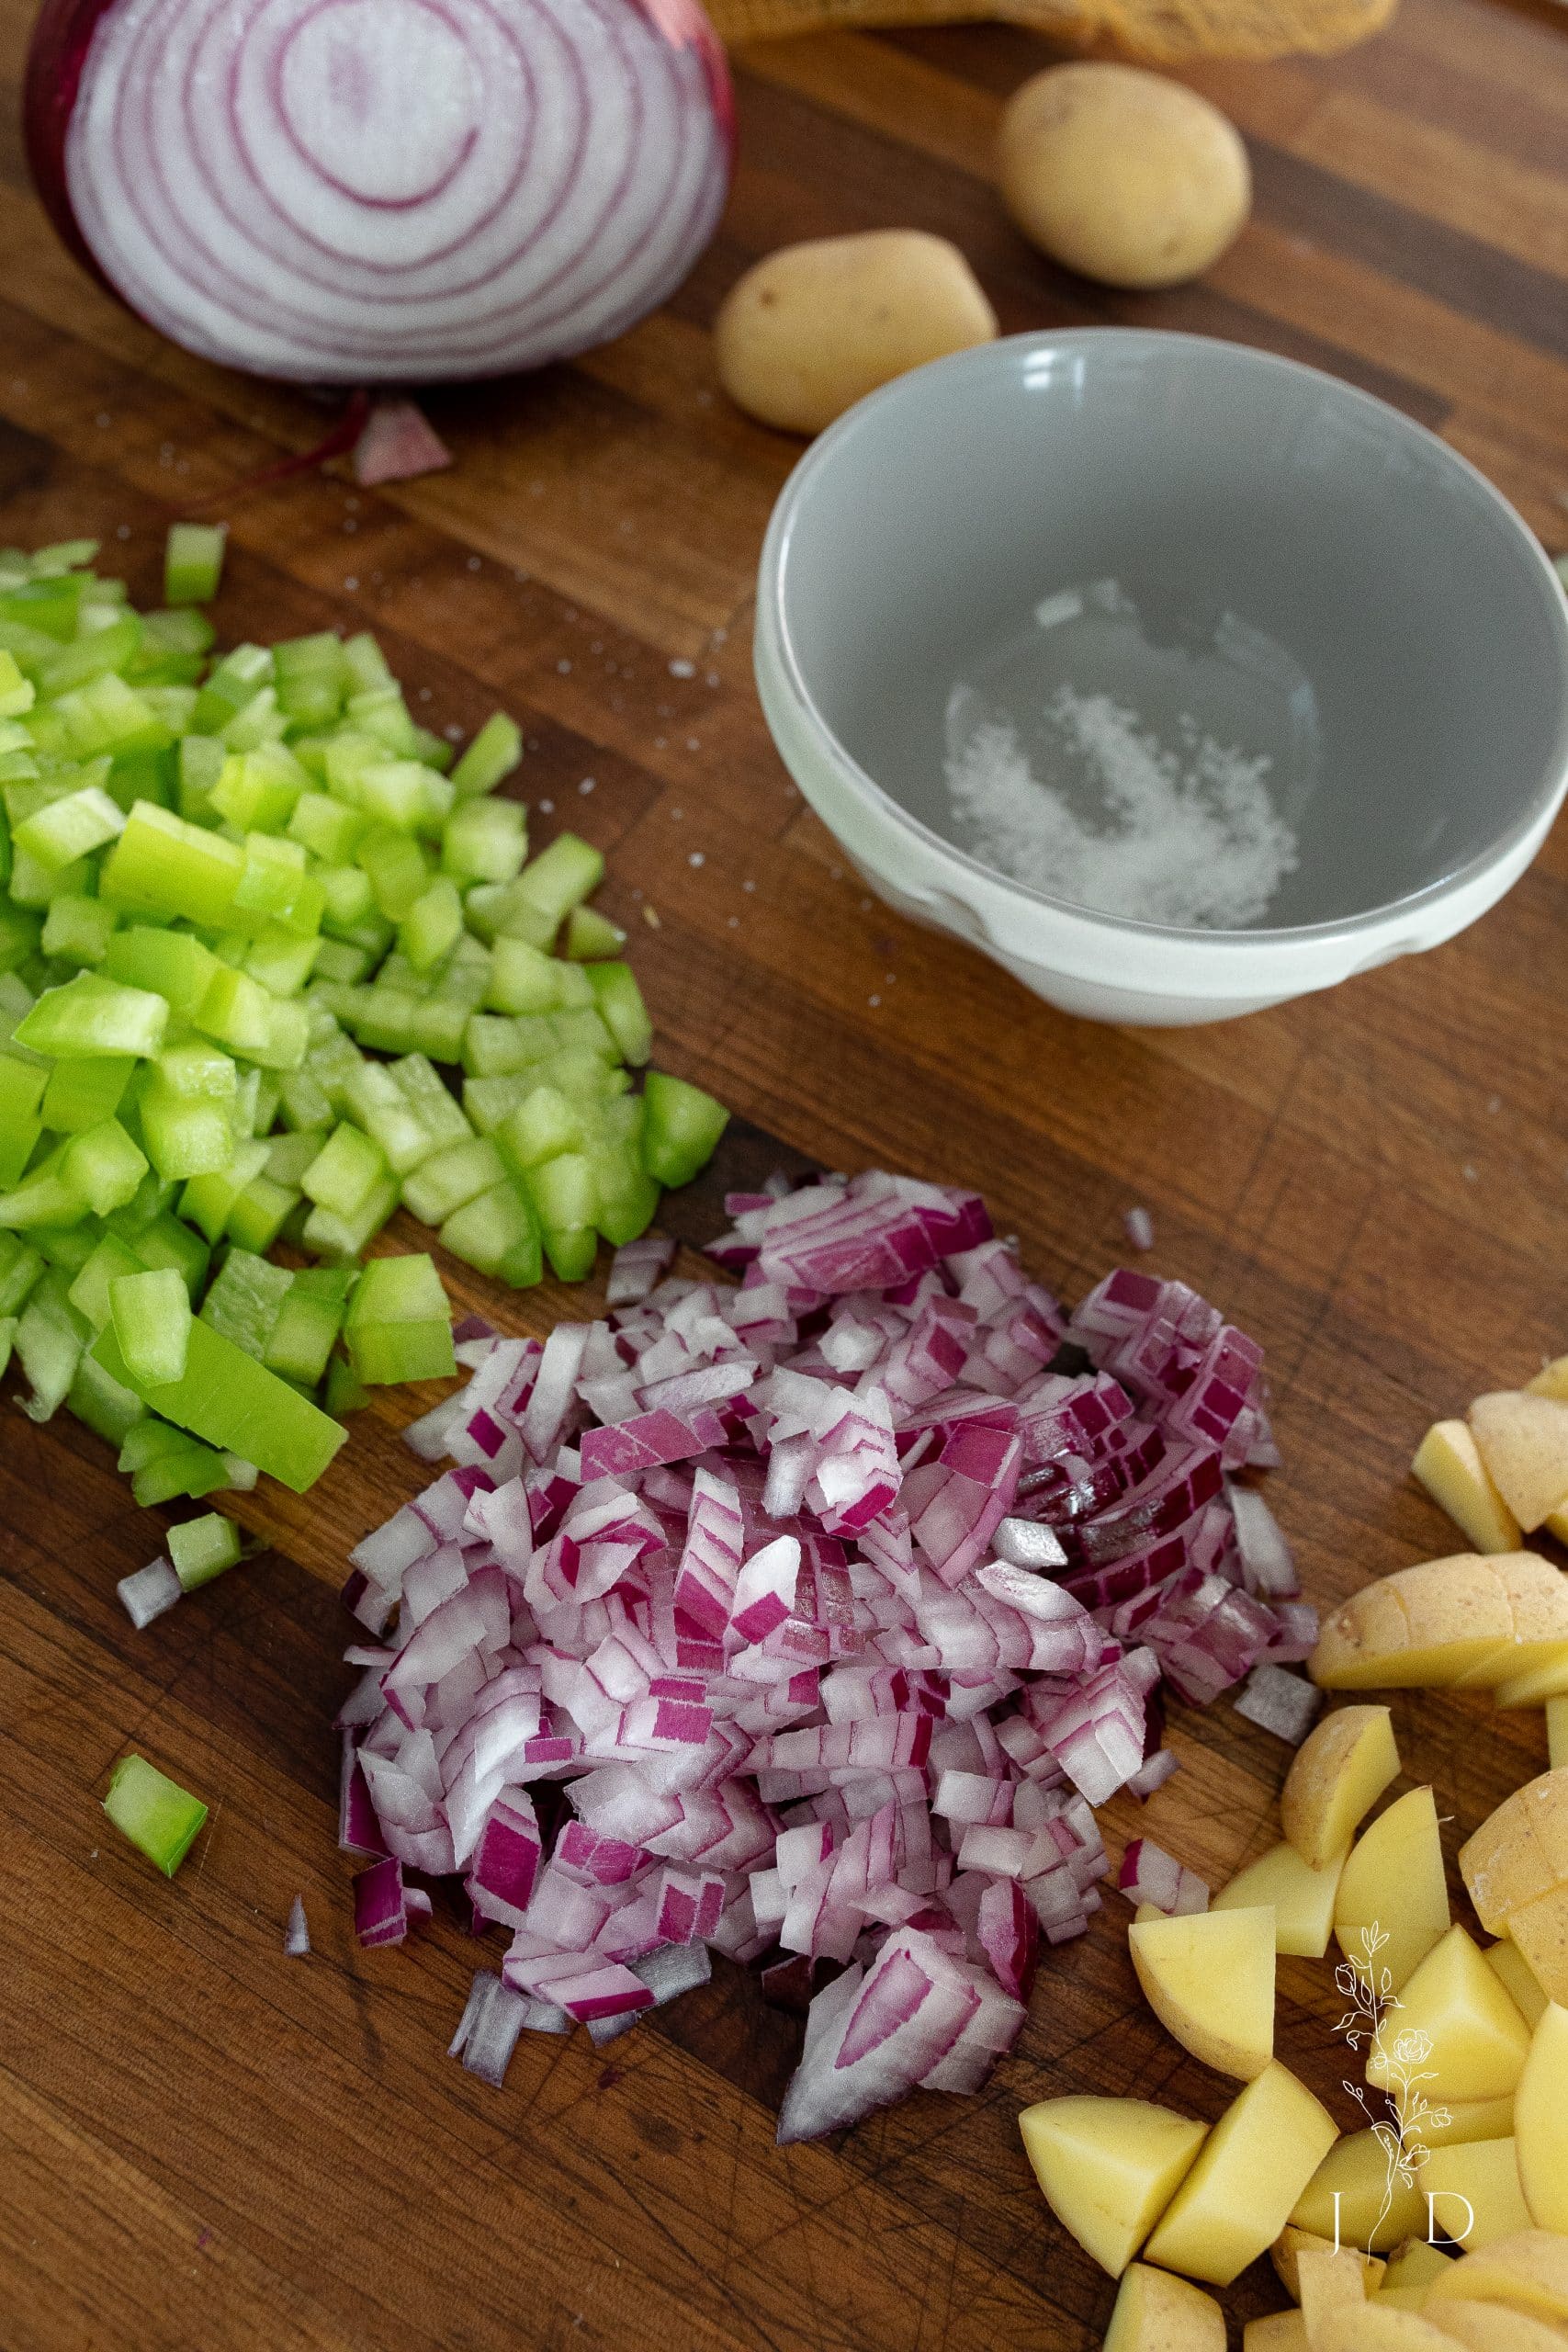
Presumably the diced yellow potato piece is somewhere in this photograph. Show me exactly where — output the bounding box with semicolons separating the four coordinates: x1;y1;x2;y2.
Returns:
1514;2000;1568;2232
1291;2130;1427;2254
1314;2313;1458;2349
1335;1787;1450;1994
1129;1906;1275;2082
1414;1421;1522;1555
1424;2304;1568;2352
1426;2231;1568;2325
1403;2092;1515;2149
1312;1555;1568;1691
1246;2316;1308;2352
1549;1697;1568;1770
1470;1393;1568;1532
1525;1357;1568;1402
1367;1927;1531;2103
1214;1840;1348;1959
1460;1770;1568;2003
1018;2097;1206;2279
1299;2247;1373;2342
1135;1901;1167;1924
1419;2140;1531;2250
1491;1651;1568;1708
1484;1940;1549;2031
1104;2261;1225;2350
1381;2238;1456;2300
1143;2064;1339;2288
1282;1708;1401;1870
1273;2228;1384;2305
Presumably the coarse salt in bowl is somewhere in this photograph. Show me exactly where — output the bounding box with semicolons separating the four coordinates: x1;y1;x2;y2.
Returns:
754;329;1568;1025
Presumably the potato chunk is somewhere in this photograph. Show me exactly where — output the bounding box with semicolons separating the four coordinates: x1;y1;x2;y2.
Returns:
1018;2095;1205;2278
1104;2262;1225;2350
1281;1707;1400;1869
1412;1420;1521;1555
1513;2000;1568;2232
1334;1786;1450;1994
1469;1392;1568;1532
1129;1906;1275;2081
1142;2064;1338;2287
1365;1926;1531;2104
1311;1554;1568;1690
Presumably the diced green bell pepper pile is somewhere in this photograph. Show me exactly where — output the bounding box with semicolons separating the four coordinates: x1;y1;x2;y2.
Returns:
0;535;729;1514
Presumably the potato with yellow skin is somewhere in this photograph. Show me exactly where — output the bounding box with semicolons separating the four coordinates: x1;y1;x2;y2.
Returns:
1425;2306;1568;2352
1281;1708;1401;1870
1129;1906;1275;2081
1291;2131;1427;2254
1469;1393;1568;1531
1335;1787;1450;1993
1460;1770;1568;2005
1272;2229;1385;2304
1425;2232;1568;2325
1104;2263;1225;2351
1245;2317;1307;2351
1413;1421;1522;1555
1314;2313;1457;2350
1419;2139;1532;2250
714;232;998;435
1549;1697;1568;1769
1514;2001;1568;2232
998;64;1249;290
1381;2238;1456;2305
1018;2096;1206;2278
1311;1555;1568;1690
1366;1926;1531;2104
1298;2248;1372;2341
1484;1940;1549;2031
1213;1839;1347;1958
1142;2064;1338;2288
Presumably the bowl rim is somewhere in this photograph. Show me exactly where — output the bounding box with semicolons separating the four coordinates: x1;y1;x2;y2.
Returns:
758;326;1568;955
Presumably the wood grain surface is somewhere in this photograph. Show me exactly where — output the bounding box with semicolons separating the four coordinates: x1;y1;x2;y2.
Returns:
3;1;1567;2346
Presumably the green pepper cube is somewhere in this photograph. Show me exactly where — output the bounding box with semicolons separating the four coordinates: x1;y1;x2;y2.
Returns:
103;1754;209;1875
100;801;243;930
41;1055;135;1135
62;1118;149;1216
301;1121;387;1220
14;782;126;871
450;713;522;797
67;1231;146;1330
441;797;527;885
168;1510;242;1591
15;972;168;1061
0;1053;48;1185
342;1061;433;1175
193;964;274;1055
344;1250;455;1385
513;832;604;928
94;1314;347;1491
583;963;651;1068
164;522;227;607
299;1170;399;1263
104;925;220;1015
440;1179;542;1289
288;790;365;865
523;1149;596;1234
483;936;566;1016
130;1210;209;1295
389;1053;470;1152
463;878;557;950
564;905;626;961
0;648;36;719
14;1267;89;1419
264;1267;350;1387
399;876;464;975
42;893;119;967
0;1231;44;1317
324;1354;370;1415
496;1083;586;1174
641;1070;729;1189
179;1138;270;1244
357;825;429;922
139;1080;236;1181
400;1135;505;1227
109;1265;192;1385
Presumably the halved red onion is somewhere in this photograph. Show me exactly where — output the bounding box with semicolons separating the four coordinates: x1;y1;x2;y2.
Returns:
333;1173;1302;2141
27;0;733;386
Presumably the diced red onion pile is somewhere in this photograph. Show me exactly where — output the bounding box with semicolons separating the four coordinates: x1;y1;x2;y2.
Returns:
337;1169;1315;2143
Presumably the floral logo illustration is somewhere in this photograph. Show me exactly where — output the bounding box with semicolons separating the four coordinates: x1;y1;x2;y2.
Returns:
1333;1924;1451;2248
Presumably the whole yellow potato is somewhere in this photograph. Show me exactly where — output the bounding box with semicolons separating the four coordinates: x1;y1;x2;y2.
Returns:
998;62;1251;290
714;230;998;435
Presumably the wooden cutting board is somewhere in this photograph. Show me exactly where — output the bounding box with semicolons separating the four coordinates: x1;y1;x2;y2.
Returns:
3;0;1566;2343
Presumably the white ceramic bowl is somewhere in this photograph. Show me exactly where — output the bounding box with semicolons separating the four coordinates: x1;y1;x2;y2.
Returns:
755;330;1568;1025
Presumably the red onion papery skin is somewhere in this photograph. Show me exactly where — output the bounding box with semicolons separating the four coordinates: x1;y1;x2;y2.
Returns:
24;0;735;388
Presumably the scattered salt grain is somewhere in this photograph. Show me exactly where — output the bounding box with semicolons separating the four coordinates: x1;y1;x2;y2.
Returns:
538;798;554;815
284;1895;310;1956
688;851;705;867
946;685;1297;929
669;659;695;679
1124;1206;1155;1252
578;776;595;796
